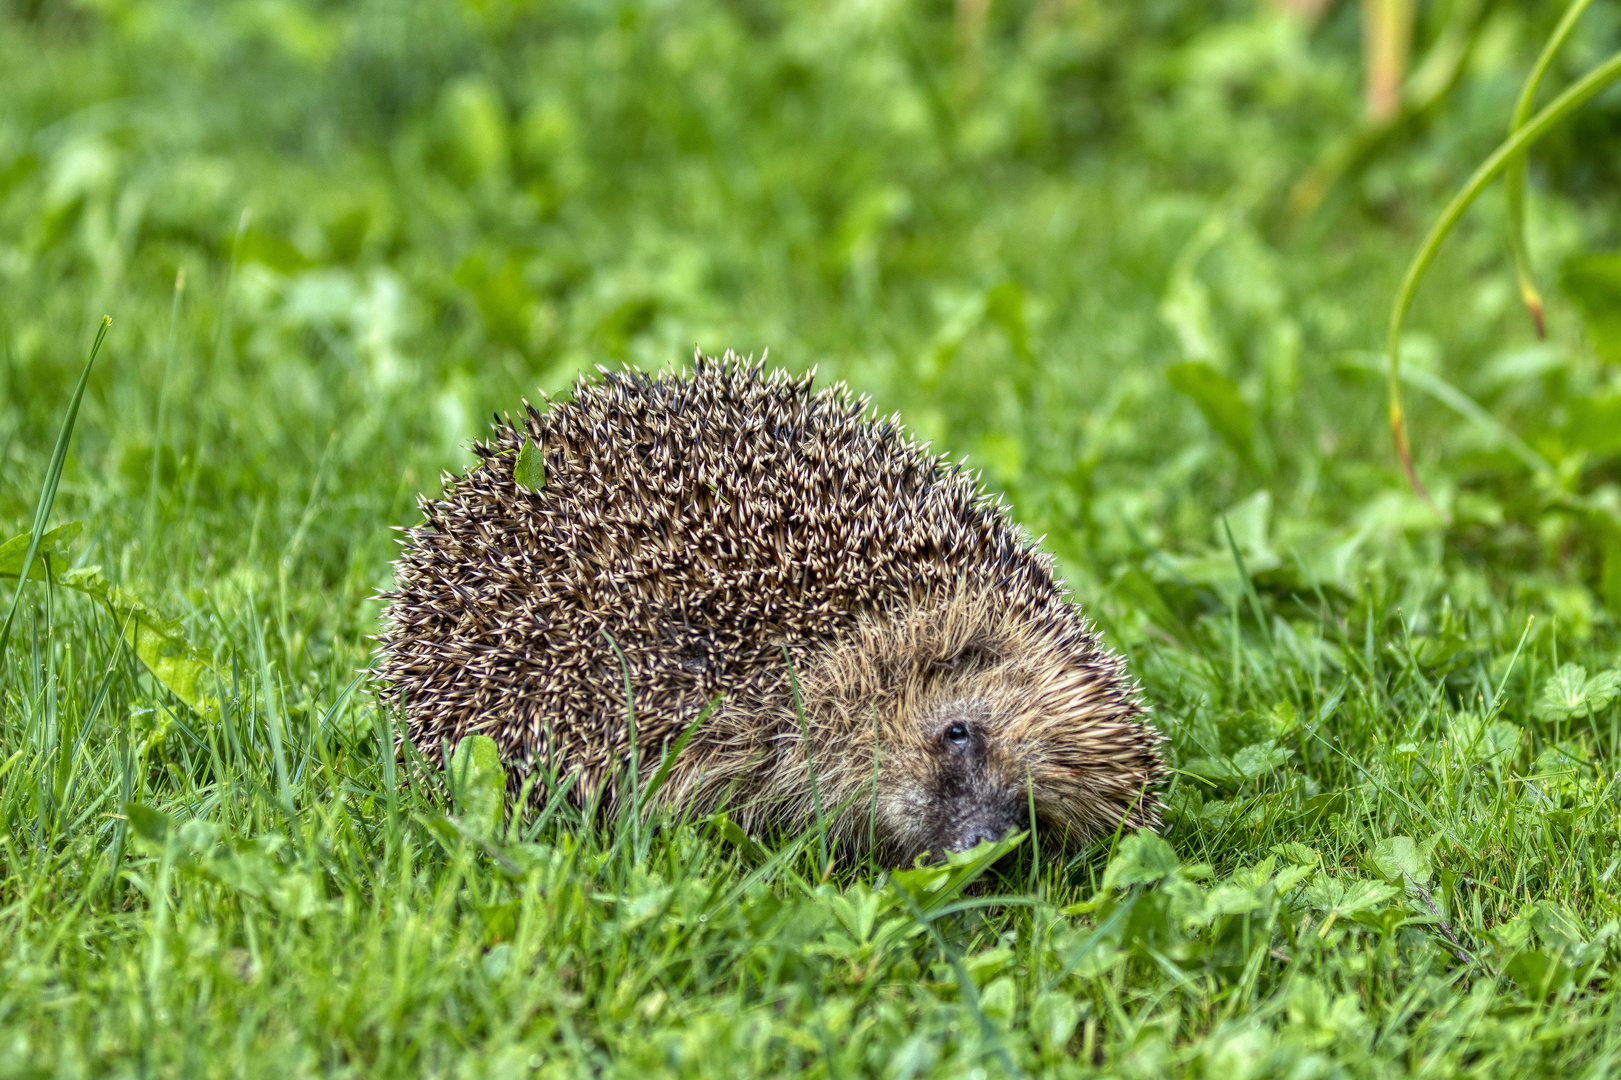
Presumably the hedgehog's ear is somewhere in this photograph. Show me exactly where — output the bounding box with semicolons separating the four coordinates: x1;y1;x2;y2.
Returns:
930;637;999;673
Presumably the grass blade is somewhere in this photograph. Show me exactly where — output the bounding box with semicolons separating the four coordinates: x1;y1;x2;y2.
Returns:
639;693;720;811
1338;353;1552;476
0;317;111;657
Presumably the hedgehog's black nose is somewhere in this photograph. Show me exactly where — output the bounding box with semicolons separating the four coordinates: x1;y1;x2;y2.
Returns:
949;822;1013;852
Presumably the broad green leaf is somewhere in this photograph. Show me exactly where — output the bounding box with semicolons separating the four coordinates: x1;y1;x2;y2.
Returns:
1167;361;1254;461
1533;741;1589;783
1030;990;1080;1055
450;734;507;839
887;860;950;899
1100;831;1180;892
480;903;520;944
438;76;510;186
1304;875;1402;916
1162;253;1222;364
1505;950;1574;1000
1182;740;1289;786
1303;792;1347;822
175;818;225;854
514;439;546;492
963;947;1015;988
1180;757;1235;785
1230;740;1291;779
0;522;83;581
123;802;174;846
1216;490;1275;565
828;883;884;946
1534;663;1621;721
1273;862;1317;895
1271;842;1321;868
1;524;219;715
978;976;1016;1021
1335;879;1403;915
889;830;1025;912
58;566;219;716
1368;836;1432;887
1348;905;1412;937
1445;712;1521;765
1200;881;1266;919
422;815;463;849
1219;708;1289;755
1529;902;1590;950
265;871;322;920
1561;254;1621;363
710;813;768;865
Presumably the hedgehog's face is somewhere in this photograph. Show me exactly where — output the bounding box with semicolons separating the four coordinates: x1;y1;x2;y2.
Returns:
867;650;1040;862
801;591;1160;867
867;644;1030;862
872;643;1149;865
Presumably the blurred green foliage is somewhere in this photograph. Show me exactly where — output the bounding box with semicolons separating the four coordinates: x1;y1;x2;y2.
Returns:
7;0;1621;1075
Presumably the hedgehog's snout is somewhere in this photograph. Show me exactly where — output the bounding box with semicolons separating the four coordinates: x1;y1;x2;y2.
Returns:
908;700;1031;861
940;799;1026;855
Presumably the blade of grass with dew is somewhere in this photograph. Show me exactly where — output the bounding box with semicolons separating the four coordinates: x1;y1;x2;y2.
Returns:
1505;0;1596;338
0;317;110;657
1387;49;1621;503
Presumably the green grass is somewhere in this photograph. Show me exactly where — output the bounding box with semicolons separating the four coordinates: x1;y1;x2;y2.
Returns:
5;0;1621;1075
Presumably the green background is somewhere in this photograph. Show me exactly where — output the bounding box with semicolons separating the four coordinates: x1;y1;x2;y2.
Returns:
6;0;1621;1075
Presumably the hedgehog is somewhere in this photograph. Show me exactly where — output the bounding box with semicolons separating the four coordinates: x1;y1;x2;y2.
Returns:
375;353;1162;865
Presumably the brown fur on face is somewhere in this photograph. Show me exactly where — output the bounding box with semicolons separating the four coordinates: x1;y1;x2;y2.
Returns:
662;587;1161;866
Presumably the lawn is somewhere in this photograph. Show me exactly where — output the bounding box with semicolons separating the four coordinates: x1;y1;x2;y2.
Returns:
5;0;1621;1076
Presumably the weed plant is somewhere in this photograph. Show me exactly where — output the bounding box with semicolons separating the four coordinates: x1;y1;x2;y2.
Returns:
5;1;1621;1076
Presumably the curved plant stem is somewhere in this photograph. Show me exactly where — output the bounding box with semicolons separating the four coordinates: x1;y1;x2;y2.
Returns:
1505;0;1595;338
1388;49;1621;504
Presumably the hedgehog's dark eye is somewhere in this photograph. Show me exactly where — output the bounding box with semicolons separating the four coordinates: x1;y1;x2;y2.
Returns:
943;722;971;748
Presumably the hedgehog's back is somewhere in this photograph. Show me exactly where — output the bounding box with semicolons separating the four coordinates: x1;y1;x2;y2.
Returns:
375;355;1067;783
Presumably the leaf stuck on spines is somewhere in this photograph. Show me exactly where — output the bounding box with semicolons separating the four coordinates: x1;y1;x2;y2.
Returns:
514;439;547;493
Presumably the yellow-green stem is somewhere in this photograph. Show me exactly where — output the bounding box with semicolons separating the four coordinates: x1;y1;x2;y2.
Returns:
1505;0;1595;338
